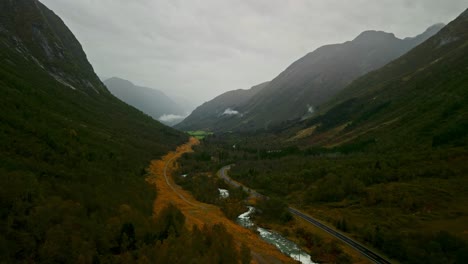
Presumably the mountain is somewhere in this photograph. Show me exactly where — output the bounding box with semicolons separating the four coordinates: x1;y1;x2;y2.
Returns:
104;77;187;126
176;82;269;131
239;24;445;131
182;24;444;132
289;9;467;150
207;10;468;264
0;0;187;262
221;10;468;263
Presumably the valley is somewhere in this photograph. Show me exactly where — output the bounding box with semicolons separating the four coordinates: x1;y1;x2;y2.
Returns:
172;10;468;263
146;137;296;264
175;132;468;263
1;1;467;263
219;165;389;263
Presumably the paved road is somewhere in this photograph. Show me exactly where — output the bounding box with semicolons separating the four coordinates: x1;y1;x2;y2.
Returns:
218;165;392;264
288;208;391;264
218;165;266;200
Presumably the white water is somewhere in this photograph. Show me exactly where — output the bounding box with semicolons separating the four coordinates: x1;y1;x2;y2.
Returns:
237;207;316;264
218;188;229;199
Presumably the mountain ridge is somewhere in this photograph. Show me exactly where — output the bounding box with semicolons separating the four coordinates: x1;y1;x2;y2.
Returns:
288;9;468;150
104;77;187;126
0;0;108;95
176;82;269;131
178;23;444;132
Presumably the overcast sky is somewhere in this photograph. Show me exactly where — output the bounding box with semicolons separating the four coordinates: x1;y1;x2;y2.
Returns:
41;0;467;105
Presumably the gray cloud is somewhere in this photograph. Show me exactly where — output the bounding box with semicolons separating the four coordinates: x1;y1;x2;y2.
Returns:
222;108;240;116
41;0;467;105
158;114;187;123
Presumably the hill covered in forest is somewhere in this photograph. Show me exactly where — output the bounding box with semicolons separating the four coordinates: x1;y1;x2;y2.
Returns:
0;1;248;262
195;8;468;264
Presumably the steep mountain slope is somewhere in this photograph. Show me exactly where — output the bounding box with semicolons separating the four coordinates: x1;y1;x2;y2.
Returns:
0;0;107;95
176;82;268;131
190;24;443;132
104;77;187;126
210;9;468;264
240;24;445;131
291;9;468;150
0;0;188;262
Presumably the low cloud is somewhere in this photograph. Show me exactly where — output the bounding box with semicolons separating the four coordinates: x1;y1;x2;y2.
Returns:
158;114;187;122
222;108;240;116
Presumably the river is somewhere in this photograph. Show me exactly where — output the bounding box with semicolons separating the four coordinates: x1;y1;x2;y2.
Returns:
237;207;316;264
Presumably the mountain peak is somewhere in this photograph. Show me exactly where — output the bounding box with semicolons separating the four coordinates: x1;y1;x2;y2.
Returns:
352;30;397;43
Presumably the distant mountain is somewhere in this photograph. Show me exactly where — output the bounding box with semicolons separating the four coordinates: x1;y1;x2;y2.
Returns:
182;24;444;132
288;9;467;149
0;0;186;261
104;77;187;126
176;82;269;131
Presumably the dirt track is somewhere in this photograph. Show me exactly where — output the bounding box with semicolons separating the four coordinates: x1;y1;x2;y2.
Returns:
146;137;296;264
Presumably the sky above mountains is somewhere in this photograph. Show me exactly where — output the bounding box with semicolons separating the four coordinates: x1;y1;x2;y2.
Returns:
41;0;467;105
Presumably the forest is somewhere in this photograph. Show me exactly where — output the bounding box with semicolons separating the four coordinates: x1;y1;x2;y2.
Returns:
0;26;248;262
174;140;358;263
185;133;468;263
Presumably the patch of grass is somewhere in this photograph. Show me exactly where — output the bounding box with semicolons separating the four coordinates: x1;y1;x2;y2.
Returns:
187;130;214;139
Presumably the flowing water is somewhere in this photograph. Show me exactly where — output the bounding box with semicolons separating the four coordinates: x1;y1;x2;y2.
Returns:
237;207;316;264
218;188;229;199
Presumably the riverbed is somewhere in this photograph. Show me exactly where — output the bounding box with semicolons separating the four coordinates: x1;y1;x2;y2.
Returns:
238;207;316;264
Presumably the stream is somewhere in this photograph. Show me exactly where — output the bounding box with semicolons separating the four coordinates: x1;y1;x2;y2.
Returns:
237;207;316;264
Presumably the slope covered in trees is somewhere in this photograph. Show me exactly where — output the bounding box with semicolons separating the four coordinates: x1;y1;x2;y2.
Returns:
0;1;240;262
181;9;468;263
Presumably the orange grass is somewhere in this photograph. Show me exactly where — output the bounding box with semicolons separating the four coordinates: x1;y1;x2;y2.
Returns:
146;137;297;264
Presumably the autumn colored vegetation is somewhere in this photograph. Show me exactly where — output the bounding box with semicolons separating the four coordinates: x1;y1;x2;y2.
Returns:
147;137;296;264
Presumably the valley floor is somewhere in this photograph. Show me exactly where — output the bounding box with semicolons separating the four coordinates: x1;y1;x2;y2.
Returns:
218;166;385;264
145;137;296;264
